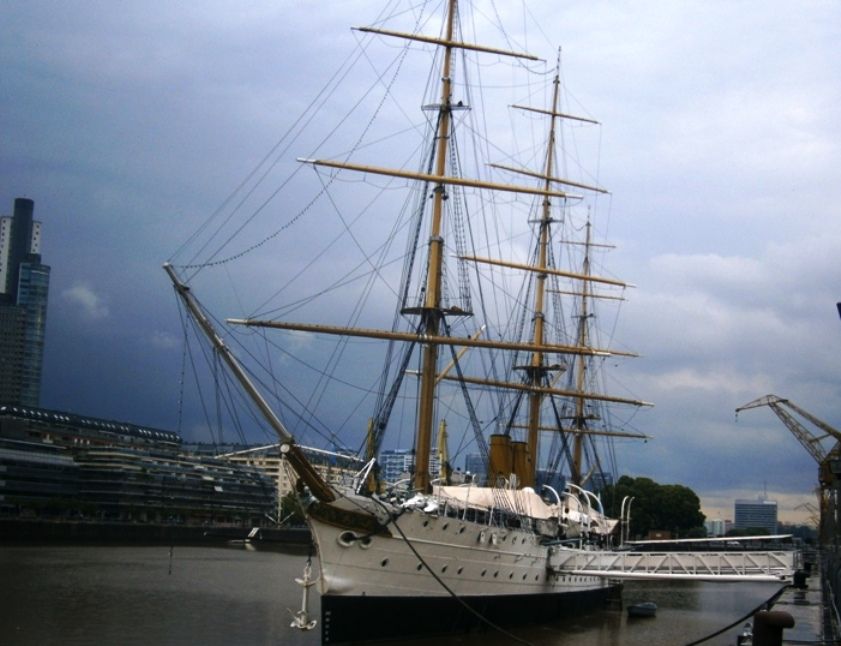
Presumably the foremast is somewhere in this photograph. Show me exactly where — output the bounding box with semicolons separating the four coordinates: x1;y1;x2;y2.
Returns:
412;0;457;493
266;0;547;495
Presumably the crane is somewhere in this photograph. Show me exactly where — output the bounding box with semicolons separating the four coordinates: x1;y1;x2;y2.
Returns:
736;394;841;542
736;394;841;483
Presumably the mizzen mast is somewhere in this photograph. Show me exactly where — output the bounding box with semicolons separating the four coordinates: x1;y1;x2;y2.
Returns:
570;220;595;485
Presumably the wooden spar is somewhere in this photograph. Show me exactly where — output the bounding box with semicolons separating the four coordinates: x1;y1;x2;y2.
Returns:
296;158;571;199
550;289;626;301
460;255;631;288
509;424;650;440
511;104;599;124
354;26;540;61
489;162;607;195
226;317;637;358
557;239;615;249
437;373;653;407
162;263;336;503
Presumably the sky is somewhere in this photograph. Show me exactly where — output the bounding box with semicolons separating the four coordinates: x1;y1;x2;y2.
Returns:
2;1;840;525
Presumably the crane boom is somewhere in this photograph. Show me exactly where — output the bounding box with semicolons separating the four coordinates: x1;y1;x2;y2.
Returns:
736;393;841;465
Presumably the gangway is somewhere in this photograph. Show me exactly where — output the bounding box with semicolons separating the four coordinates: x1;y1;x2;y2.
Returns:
548;546;798;582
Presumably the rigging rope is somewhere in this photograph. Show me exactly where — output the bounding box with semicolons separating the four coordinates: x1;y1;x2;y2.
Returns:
684;584;788;646
359;495;535;646
173;3;421;275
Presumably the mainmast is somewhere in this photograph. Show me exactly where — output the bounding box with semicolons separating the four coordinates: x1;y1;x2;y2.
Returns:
524;62;563;488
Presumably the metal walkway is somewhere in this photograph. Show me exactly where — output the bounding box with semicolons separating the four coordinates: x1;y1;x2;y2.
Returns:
548;548;798;582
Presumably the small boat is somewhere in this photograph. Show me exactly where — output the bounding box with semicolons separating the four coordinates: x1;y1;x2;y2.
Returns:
627;601;658;618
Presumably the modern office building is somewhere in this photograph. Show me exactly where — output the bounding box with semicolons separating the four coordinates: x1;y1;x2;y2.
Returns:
704;518;727;537
379;448;441;487
464;453;486;483
0;404;276;525
0;198;50;406
734;498;778;534
379;448;414;485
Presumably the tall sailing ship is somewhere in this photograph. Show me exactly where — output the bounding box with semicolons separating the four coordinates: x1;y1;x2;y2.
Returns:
165;1;653;642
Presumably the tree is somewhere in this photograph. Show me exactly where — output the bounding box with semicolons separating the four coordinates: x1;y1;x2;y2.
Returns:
279;493;306;526
602;476;706;539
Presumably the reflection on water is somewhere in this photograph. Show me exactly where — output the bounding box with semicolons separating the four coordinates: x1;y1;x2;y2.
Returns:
0;544;781;646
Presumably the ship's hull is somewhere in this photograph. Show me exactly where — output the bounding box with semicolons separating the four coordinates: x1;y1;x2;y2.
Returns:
308;496;617;643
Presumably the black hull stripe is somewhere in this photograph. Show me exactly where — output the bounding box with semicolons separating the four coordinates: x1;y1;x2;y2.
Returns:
321;585;620;644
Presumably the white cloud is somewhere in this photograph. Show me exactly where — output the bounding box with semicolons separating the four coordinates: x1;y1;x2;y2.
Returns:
150;331;179;350
3;0;839;512
62;282;109;320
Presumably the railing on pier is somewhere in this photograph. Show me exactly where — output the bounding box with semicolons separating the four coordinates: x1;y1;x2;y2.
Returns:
548;548;798;582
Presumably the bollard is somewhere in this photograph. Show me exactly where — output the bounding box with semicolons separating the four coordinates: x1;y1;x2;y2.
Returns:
752;610;794;646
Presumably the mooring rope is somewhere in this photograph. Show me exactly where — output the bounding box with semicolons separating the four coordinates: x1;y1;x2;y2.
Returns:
684;583;788;646
367;496;535;646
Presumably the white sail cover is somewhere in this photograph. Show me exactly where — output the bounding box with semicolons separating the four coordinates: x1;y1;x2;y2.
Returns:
432;485;618;534
433;485;559;520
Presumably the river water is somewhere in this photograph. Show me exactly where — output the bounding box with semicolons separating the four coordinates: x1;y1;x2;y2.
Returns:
0;543;783;645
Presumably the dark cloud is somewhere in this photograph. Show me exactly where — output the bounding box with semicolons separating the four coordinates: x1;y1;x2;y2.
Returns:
2;1;839;523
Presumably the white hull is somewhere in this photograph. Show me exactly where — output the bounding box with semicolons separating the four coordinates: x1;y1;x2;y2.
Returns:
307;494;617;643
309;495;607;598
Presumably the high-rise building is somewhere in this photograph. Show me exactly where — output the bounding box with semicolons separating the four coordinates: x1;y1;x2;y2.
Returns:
704;518;726;537
0;198;50;406
464;453;486;483
379;448;441;486
734;498;778;534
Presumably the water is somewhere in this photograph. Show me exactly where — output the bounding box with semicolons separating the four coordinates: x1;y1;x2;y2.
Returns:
0;543;782;645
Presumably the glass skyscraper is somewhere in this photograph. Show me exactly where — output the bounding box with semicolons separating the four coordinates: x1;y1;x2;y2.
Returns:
0;198;50;406
734;498;778;534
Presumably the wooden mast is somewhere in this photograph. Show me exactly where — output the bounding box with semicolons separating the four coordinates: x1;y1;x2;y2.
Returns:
413;0;457;492
570;220;594;484
523;61;563;488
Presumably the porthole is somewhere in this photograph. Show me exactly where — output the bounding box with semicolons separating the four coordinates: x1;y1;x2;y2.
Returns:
423;520;430;527
441;565;448;573
481;570;487;577
416;563;423;571
458;526;465;534
381;559;389;567
442;523;449;530
457;567;463;575
493;571;499;578
509;573;514;579
522;574;527;580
